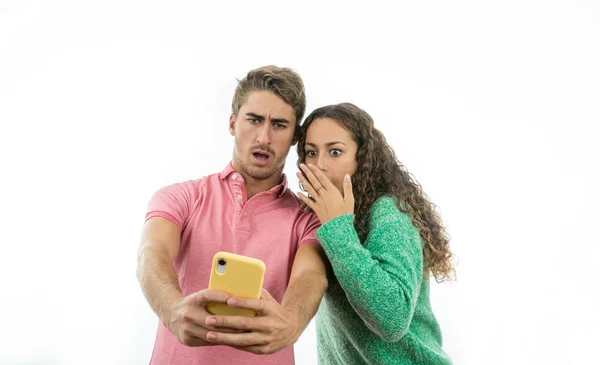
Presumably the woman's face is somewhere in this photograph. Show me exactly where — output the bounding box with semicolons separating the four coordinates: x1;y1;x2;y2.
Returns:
303;117;358;194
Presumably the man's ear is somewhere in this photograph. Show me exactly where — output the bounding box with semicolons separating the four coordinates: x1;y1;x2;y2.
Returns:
291;125;300;146
229;114;236;136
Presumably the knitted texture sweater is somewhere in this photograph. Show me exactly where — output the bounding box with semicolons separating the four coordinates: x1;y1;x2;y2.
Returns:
315;196;452;365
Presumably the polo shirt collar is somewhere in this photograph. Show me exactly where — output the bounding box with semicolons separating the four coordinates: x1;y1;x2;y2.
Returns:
219;163;287;197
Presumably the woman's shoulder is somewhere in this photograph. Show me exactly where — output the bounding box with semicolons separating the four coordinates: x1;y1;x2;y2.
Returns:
369;196;416;232
370;195;402;218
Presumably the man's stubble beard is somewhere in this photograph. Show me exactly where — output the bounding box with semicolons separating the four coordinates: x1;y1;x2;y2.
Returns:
233;138;292;181
239;155;286;181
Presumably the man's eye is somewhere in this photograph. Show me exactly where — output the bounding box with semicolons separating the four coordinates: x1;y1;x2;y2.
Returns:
331;149;342;157
249;118;259;124
274;123;286;129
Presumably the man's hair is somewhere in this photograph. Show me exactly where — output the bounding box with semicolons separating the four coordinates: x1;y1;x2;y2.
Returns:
232;65;306;136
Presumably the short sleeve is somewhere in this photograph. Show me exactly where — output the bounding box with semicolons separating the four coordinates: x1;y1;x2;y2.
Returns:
297;212;321;247
145;179;202;230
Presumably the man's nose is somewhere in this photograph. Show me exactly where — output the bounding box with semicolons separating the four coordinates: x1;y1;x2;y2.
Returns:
257;123;271;145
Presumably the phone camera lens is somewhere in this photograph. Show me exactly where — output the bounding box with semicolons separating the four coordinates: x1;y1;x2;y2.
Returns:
218;258;226;266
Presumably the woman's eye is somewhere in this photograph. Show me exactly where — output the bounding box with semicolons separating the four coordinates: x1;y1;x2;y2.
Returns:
306;150;317;157
331;149;342;157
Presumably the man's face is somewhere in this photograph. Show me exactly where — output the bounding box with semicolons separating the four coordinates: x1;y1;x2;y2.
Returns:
230;91;297;181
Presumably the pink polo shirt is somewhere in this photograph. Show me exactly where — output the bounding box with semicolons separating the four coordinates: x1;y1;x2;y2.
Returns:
145;163;320;365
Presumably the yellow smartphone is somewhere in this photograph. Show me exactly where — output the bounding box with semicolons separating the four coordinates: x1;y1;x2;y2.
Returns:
206;251;266;317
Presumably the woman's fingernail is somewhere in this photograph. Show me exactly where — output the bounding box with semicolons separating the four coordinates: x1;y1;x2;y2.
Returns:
205;317;216;326
344;174;350;181
207;333;216;341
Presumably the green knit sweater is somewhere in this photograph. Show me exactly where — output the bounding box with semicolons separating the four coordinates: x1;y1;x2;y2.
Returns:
315;196;452;365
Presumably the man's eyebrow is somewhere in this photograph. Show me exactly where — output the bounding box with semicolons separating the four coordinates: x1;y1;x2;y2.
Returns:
305;141;347;147
245;112;265;120
271;117;290;125
245;113;290;125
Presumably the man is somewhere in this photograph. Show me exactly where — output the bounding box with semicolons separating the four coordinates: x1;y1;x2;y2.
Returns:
136;65;328;365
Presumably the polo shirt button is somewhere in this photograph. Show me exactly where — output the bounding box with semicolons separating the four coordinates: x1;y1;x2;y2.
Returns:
232;174;237;179
243;212;248;216
236;194;242;200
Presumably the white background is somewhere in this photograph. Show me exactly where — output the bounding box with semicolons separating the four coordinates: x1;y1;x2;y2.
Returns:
1;1;599;364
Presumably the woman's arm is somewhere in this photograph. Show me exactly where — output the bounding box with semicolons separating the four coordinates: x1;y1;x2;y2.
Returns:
316;196;423;342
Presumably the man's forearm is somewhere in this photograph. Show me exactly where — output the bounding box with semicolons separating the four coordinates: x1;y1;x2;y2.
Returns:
281;270;327;340
137;244;183;325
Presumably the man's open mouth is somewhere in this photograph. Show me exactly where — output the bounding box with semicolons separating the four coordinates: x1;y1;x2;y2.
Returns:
253;152;270;161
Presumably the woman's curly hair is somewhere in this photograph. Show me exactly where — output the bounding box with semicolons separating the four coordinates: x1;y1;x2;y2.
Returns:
297;103;455;282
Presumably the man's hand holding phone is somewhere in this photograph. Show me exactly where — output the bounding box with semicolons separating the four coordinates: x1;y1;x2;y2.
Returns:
200;251;301;354
203;289;301;355
165;289;246;347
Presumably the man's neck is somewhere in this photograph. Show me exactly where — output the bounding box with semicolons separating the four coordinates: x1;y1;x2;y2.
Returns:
234;166;284;199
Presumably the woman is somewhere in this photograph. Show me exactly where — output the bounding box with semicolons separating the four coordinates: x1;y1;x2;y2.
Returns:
296;103;454;365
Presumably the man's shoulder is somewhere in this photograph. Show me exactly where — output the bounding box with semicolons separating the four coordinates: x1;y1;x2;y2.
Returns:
279;188;320;223
160;177;202;191
279;188;304;209
156;172;220;197
168;170;223;187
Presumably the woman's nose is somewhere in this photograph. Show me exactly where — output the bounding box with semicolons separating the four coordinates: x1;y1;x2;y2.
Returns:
316;156;328;172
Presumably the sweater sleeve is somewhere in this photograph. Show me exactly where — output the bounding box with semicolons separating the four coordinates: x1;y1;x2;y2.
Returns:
316;196;423;342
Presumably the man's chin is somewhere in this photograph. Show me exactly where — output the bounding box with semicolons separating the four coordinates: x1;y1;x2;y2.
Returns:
243;164;279;180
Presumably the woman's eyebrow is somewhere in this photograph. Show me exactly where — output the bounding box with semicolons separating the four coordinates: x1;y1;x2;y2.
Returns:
305;141;347;147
